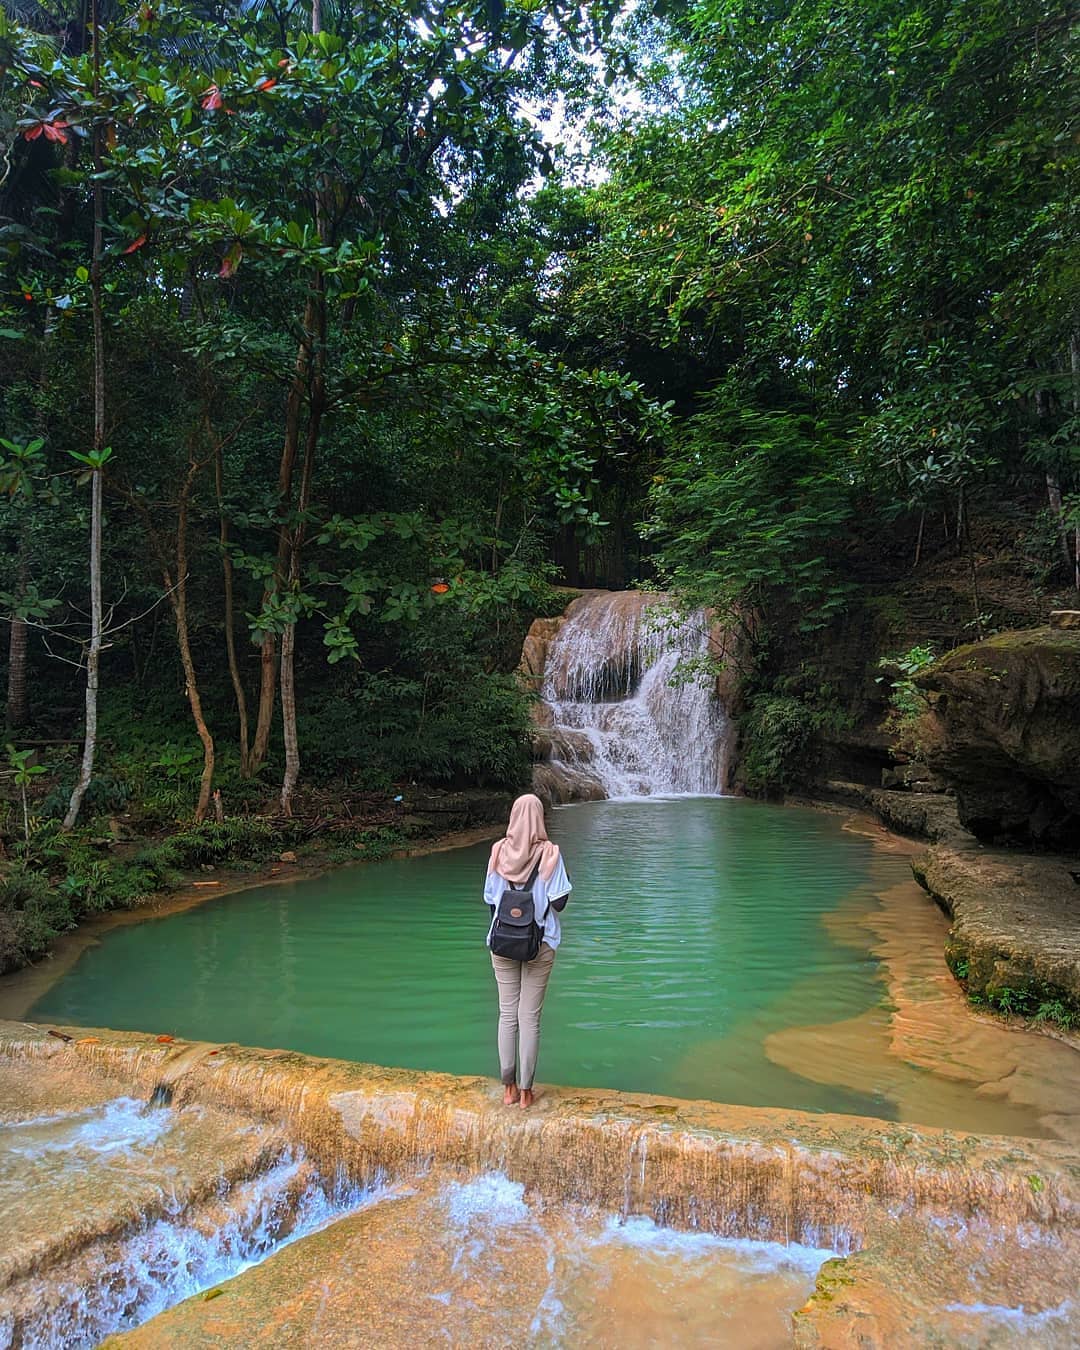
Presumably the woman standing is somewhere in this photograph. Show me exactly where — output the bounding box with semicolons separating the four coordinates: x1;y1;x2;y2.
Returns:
484;793;572;1108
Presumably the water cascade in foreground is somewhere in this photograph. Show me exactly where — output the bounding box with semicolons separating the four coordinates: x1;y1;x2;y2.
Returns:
2;1026;1078;1349
532;591;729;800
0;1092;377;1348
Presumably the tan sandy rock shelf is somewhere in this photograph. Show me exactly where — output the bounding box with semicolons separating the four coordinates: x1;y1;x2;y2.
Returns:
764;878;1080;1148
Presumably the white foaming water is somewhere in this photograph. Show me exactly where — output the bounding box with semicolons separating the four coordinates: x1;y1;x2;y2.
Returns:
541;593;728;798
443;1172;533;1227
597;1214;838;1276
437;1174;564;1339
1;1096;174;1159
4;1148;380;1350
945;1300;1074;1327
427;1173;834;1343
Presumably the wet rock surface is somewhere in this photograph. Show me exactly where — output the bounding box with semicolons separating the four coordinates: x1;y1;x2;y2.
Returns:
2;1021;1080;1347
913;842;1080;1012
113;1172;830;1350
914;626;1080;847
865;788;964;844
794;1214;1080;1350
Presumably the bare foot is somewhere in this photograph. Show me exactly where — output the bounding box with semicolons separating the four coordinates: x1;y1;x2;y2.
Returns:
519;1088;535;1109
503;1084;520;1106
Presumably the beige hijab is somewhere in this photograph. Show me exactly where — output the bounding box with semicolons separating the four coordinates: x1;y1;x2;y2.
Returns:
487;793;560;884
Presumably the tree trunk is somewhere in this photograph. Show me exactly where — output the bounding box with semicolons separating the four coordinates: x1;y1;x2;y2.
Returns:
1072;327;1080;591
6;618;28;730
171;483;214;821
279;277;326;816
1046;470;1073;570
278;603;299;816
248;289;320;777
129;457;215;821
279;0;328;814
63;463;103;830
962;504;984;640
1036;384;1072;574
63;4;105;832
214;430;251;775
250;633;277;773
5;549;29;730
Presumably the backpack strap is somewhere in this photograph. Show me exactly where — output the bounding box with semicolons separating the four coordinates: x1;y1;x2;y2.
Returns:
508;861;541;893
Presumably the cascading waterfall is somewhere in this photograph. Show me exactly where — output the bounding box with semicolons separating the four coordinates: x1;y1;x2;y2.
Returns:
539;592;728;798
3;1028;1078;1348
0;1092;379;1350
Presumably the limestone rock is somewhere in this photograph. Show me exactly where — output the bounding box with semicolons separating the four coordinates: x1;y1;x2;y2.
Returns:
1050;610;1080;630
529;726;595;764
879;762;949;794
532;761;606;806
914;626;1080;847
517;616;564;689
529;700;555;730
867;789;962;844
913;843;1080;1011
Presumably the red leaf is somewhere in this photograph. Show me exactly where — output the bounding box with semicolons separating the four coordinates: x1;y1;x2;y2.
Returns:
219;244;243;278
28;79;44;89
201;85;223;111
23;124;43;141
257;77;277;91
123;233;148;254
42;119;69;144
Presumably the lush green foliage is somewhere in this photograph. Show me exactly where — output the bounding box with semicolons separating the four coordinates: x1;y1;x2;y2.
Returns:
876;644;938;752
529;0;1079;624
0;0;1078;956
736;687;853;796
0;0;665;835
0;817;290;972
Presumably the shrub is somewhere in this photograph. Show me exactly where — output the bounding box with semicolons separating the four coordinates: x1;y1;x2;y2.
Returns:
738;694;819;795
297;669;531;790
876;644;937;754
0;866;75;973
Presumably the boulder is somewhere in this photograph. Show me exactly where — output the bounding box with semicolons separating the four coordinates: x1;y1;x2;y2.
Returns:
912;843;1080;1012
518;616;564;690
529;727;595;763
532;761;606;806
914;627;1080;847
867;789;963;844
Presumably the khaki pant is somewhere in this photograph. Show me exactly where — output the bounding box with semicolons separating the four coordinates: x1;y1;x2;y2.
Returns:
490;942;556;1090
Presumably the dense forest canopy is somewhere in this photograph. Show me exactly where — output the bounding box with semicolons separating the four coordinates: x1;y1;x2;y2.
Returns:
0;0;1076;955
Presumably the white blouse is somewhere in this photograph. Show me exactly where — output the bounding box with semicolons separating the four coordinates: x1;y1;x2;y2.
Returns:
483;856;572;952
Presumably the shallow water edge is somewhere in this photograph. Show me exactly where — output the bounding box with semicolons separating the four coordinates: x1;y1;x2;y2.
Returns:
0;822;506;1025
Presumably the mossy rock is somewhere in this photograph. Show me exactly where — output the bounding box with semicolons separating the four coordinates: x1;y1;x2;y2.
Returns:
915;626;1080;846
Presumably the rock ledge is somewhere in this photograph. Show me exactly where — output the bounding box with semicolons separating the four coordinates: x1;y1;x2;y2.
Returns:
913;843;1080;1012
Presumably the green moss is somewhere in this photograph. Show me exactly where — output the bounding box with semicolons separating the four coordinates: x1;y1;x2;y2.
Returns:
809;1258;858;1305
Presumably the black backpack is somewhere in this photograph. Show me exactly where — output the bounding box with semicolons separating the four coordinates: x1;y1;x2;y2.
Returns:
490;863;545;962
